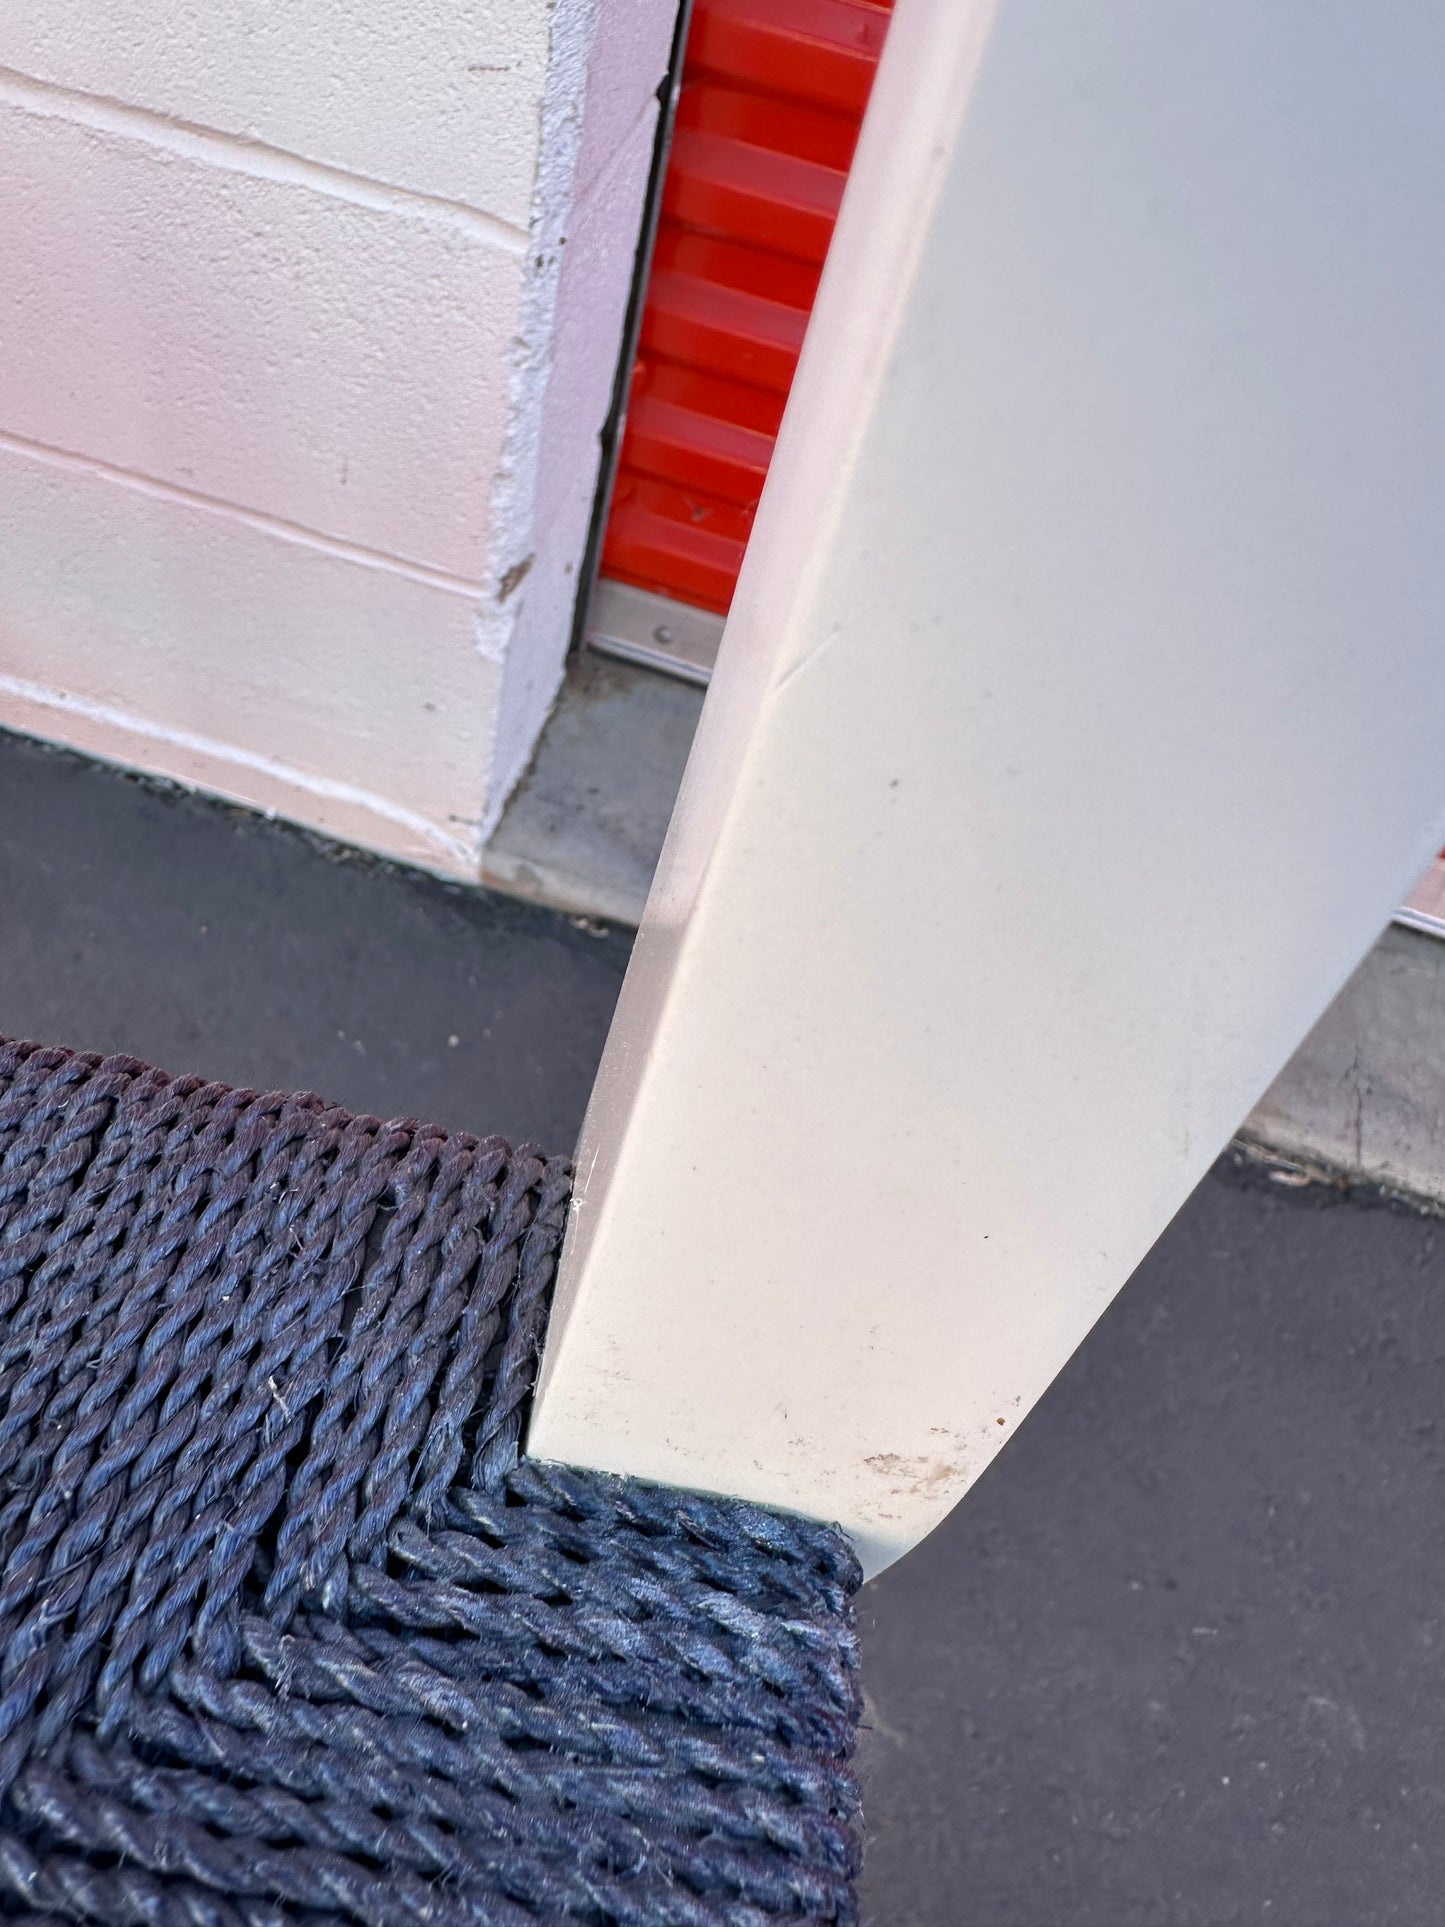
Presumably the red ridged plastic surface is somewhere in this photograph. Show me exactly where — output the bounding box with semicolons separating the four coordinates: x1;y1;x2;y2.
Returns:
599;0;893;616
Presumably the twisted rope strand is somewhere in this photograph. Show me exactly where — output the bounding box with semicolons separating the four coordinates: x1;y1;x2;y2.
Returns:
0;1038;862;1924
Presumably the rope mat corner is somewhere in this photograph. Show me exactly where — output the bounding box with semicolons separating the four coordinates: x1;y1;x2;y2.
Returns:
0;1039;863;1926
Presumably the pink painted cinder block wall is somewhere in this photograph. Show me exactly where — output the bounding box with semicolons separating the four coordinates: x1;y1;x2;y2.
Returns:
0;0;676;875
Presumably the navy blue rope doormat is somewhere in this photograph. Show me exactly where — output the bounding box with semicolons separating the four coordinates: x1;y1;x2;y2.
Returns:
0;1040;863;1926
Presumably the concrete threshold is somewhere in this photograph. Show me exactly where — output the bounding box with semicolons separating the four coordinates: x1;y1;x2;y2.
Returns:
479;648;703;929
482;648;1445;1204
1241;921;1445;1211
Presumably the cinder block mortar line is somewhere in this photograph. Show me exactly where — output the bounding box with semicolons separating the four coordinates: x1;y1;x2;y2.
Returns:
0;63;531;251
0;670;477;865
0;429;500;614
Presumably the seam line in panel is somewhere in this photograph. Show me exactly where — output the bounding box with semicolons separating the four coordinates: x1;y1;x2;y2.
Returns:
0;429;492;600
0;63;531;250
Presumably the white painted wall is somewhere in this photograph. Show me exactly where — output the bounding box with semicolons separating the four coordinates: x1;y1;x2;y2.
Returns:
0;0;675;874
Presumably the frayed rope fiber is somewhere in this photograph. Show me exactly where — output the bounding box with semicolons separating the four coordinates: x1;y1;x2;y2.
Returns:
0;1040;863;1926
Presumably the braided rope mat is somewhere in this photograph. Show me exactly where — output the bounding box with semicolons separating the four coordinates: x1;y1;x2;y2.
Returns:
0;1040;863;1926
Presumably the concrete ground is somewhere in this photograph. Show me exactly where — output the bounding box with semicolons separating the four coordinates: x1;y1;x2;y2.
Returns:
0;726;629;1150
479;648;703;927
857;1159;1445;1926
4;725;1444;1926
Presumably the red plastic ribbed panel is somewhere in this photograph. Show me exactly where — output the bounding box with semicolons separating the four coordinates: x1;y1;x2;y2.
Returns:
599;0;894;616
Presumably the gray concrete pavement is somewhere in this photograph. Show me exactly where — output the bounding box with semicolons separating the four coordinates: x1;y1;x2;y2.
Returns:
0;726;629;1149
858;1157;1445;1925
1247;922;1445;1210
480;648;704;927
5;723;1444;1926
